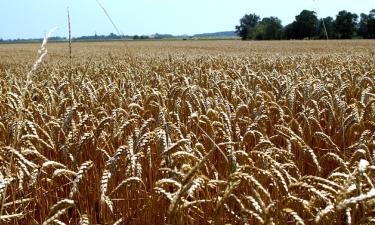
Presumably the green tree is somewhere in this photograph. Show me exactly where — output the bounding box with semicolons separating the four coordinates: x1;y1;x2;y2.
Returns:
318;16;336;39
253;17;283;40
283;22;297;39
368;9;375;38
108;32;118;39
358;13;369;38
294;10;319;39
335;10;358;39
283;10;319;39
235;13;260;40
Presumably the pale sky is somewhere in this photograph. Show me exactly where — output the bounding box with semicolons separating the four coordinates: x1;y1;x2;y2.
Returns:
0;0;374;39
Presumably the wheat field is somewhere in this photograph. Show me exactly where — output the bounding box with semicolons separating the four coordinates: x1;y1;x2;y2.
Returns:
0;40;374;224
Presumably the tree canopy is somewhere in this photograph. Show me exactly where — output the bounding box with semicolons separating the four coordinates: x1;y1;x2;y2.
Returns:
236;9;375;40
294;10;319;39
369;10;375;38
318;17;335;39
335;10;358;39
358;9;375;38
254;17;283;40
235;13;260;40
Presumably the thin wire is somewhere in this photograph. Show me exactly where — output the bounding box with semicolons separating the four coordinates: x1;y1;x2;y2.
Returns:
312;0;329;40
95;0;123;37
321;18;329;40
67;7;72;78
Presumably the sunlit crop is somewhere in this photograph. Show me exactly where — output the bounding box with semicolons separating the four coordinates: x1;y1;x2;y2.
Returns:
0;40;374;224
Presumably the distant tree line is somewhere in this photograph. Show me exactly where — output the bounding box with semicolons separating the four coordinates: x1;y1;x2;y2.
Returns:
0;33;181;43
0;33;132;43
236;9;375;40
0;36;68;43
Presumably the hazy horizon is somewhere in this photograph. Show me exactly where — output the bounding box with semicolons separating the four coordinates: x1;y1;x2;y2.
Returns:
1;0;374;39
